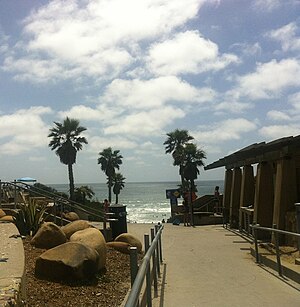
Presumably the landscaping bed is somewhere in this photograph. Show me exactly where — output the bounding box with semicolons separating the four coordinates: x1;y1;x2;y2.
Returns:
24;237;132;307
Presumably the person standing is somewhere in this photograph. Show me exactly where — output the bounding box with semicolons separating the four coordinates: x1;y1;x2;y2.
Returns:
103;199;110;229
183;200;190;226
214;186;220;214
103;199;110;213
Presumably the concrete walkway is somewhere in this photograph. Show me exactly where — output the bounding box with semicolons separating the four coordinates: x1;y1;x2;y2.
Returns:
0;222;25;306
128;223;300;307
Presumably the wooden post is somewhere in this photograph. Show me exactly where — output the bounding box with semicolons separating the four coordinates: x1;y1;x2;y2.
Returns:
230;167;242;228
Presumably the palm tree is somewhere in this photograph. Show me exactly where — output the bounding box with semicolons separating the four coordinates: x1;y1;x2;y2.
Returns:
183;143;206;189
74;185;95;204
182;143;206;226
164;129;194;185
97;147;123;202
48;117;87;200
112;173;126;204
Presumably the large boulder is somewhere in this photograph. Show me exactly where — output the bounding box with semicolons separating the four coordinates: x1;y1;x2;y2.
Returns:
70;228;107;270
106;241;131;254
0;208;6;218
61;220;92;239
35;242;99;281
63;212;79;221
115;233;143;253
31;222;67;249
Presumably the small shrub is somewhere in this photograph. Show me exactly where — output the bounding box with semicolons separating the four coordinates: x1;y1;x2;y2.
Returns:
13;198;47;236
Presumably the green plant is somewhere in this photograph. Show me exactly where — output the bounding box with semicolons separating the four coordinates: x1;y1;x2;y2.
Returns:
13;198;47;236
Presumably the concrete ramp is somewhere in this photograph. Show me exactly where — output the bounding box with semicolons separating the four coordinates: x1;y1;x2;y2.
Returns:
154;224;300;307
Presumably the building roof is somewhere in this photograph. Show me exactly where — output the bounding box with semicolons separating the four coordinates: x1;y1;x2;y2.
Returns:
204;135;300;170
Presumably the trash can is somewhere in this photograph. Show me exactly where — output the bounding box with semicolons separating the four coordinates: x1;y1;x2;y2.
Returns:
109;205;128;239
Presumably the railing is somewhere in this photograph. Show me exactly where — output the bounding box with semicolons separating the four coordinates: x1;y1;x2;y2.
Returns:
239;207;254;236
125;223;164;307
0;180;105;223
193;196;216;213
251;224;300;277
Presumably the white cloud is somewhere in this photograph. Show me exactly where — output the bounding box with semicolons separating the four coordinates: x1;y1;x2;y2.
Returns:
252;0;281;11
236;59;300;99
88;136;138;153
58;105;103;121
2;0;207;83
259;125;300;140
147;30;239;76
214;100;253;114
267;22;300;52
193;118;257;144
288;92;300;112
102;76;216;109
230;42;261;57
0;28;9;54
266;110;292;121
104;106;185;136
0;106;52;155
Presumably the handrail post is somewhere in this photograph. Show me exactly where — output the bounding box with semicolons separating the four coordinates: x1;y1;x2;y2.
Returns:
273;224;283;276
54;201;57;224
158;224;163;264
0;180;2;207
144;234;152;307
155;225;161;276
151;228;158;297
130;247;139;286
295;203;300;249
253;223;260;263
14;179;17;209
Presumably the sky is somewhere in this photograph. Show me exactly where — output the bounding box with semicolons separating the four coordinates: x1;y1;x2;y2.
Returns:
0;0;300;184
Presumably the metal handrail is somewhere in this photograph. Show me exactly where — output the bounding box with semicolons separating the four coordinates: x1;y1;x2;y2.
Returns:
251;224;300;238
125;224;164;307
193;196;216;212
250;224;300;277
0;180;105;220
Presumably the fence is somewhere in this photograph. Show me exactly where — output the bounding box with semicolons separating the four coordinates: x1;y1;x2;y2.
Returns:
0;180;105;223
251;224;300;277
125;223;164;307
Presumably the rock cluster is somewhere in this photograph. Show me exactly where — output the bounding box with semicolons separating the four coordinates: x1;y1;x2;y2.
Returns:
30;220;142;283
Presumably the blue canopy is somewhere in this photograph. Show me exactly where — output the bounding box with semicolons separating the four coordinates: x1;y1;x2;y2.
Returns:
16;177;37;182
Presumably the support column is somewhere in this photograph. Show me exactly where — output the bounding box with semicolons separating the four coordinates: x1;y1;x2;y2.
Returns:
239;165;255;228
230;167;242;228
222;169;233;224
273;157;297;233
253;162;274;238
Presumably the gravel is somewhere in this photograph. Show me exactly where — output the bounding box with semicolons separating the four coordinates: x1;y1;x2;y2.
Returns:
23;237;133;307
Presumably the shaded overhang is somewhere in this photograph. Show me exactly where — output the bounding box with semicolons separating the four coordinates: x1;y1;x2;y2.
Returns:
205;135;300;170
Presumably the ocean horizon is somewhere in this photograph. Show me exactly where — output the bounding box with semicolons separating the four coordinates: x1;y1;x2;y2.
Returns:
49;180;224;223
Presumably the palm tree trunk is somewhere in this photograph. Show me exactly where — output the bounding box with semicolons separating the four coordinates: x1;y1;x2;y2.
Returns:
108;178;112;203
179;165;185;185
190;180;195;226
68;163;75;200
116;193;119;204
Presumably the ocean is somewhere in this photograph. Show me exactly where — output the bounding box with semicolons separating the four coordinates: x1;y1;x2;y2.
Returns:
50;180;224;223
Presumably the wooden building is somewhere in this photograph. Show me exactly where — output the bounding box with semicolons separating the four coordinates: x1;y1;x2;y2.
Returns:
204;135;300;243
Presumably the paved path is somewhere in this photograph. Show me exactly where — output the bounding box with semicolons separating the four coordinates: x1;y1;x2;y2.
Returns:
129;223;299;307
158;224;299;307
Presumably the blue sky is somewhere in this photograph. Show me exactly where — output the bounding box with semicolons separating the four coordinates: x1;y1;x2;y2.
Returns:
0;0;300;184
